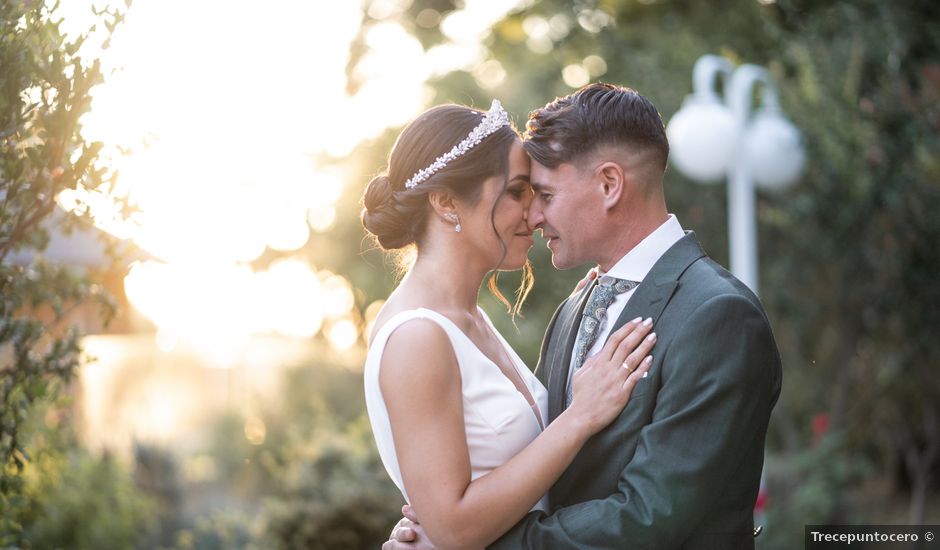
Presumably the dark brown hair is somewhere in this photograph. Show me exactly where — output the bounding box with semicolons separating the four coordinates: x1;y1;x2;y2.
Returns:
361;104;533;315
524;82;669;171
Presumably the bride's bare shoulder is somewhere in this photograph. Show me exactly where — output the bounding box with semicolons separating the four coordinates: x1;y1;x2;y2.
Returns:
376;310;458;397
368;298;422;344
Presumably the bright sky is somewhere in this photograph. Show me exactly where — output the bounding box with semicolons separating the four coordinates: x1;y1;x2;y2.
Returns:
51;0;524;354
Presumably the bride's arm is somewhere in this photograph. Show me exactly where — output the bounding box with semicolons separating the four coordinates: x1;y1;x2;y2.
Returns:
380;318;653;550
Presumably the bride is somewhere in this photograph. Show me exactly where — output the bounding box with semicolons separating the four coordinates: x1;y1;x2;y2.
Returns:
360;99;655;549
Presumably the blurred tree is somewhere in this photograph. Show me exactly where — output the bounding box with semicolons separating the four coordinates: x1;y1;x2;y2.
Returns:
758;0;940;530
133;443;186;548
338;0;940;546
13;407;154;549
172;510;258;550
257;359;403;550
0;0;134;545
260;422;403;550
0;392;154;549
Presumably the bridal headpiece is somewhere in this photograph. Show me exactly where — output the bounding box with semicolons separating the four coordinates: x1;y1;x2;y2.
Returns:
404;99;510;189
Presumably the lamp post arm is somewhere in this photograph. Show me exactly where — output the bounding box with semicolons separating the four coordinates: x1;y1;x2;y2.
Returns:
692;55;734;103
727;64;780;122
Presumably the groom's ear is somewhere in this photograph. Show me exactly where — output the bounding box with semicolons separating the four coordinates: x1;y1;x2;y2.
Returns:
596;161;625;210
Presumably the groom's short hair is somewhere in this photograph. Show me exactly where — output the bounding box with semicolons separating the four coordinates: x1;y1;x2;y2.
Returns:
524;82;669;171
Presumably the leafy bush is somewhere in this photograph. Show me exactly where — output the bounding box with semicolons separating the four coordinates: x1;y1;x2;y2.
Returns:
0;399;154;550
20;447;155;549
260;420;403;550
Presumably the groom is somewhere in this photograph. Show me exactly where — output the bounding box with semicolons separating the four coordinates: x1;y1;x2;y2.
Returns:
386;83;781;549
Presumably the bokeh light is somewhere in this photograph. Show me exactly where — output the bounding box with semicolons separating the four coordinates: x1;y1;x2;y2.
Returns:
51;0;518;349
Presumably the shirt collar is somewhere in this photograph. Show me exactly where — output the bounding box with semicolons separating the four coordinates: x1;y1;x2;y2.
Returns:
599;214;685;284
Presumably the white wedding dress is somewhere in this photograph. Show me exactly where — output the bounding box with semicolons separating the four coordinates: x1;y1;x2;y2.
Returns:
364;307;549;512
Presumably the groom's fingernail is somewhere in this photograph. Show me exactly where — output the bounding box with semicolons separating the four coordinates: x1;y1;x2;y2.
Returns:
643;317;653;326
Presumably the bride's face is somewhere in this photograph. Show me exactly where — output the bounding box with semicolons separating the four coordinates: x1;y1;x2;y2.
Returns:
462;141;534;270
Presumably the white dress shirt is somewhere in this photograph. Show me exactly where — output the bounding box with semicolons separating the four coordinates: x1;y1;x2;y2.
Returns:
568;215;686;379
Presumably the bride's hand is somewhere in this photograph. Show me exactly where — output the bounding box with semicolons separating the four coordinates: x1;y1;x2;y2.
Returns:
568;317;656;434
573;267;598;293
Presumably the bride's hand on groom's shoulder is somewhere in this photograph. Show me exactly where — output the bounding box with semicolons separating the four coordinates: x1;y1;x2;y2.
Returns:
573;267;598;293
568;318;656;435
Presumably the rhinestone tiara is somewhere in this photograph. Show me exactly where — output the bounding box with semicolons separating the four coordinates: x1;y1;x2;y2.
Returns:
404;99;510;189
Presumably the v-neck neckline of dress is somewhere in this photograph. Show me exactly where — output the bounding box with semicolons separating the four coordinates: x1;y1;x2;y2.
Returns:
414;307;545;431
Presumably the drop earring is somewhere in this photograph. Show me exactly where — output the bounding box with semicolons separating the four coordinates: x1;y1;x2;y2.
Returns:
446;213;461;233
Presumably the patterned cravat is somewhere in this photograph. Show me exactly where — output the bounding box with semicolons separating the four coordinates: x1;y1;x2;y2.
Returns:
565;277;640;407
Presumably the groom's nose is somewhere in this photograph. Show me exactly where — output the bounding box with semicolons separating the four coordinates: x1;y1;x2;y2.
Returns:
527;200;544;230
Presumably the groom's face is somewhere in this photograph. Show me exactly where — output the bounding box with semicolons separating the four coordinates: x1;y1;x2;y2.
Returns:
528;160;603;269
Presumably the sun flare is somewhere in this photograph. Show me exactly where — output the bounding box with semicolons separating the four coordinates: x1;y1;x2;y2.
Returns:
53;0;524;351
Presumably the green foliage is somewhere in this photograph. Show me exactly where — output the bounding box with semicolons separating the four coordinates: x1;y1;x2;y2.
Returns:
0;1;131;545
260;419;403;550
758;0;940;525
139;357;403;550
764;432;874;548
19;447;155;549
1;399;154;550
257;359;403;550
172;510;257;550
133;443;188;549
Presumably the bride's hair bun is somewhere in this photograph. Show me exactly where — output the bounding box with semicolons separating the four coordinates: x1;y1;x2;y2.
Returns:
361;175;416;250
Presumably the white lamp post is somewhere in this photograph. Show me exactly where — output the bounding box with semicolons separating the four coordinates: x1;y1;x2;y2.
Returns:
666;54;805;294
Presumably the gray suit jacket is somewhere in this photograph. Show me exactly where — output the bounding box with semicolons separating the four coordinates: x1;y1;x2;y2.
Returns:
490;232;782;549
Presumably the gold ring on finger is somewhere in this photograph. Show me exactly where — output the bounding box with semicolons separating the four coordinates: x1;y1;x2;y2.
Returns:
621;361;633;371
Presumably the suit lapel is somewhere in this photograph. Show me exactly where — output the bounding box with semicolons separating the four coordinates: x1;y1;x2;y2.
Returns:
611;279;678;336
547;280;595;422
607;232;707;342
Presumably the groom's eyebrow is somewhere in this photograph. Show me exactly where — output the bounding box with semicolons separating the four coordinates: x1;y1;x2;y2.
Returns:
530;182;551;192
509;174;530;184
